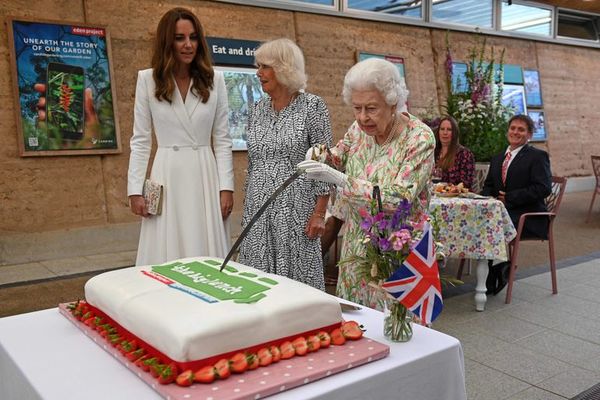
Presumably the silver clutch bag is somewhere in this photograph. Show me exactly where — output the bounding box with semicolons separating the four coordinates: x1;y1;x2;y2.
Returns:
143;179;163;215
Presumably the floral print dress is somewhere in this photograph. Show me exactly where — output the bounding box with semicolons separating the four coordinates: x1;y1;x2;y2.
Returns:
239;92;332;291
329;113;435;310
438;146;475;188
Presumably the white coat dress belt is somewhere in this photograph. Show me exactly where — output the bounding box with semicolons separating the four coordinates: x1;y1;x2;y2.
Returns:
158;144;208;151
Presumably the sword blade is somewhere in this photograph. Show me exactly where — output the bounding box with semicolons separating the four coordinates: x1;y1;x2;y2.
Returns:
219;170;305;272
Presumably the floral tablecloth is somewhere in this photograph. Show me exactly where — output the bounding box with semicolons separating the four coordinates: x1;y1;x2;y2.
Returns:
429;196;516;261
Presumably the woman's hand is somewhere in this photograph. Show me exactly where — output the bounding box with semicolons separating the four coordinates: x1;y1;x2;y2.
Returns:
305;212;326;239
220;190;234;219
129;195;150;217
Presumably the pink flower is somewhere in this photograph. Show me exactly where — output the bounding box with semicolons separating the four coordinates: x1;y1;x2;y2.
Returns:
391;229;412;250
366;164;374;176
358;207;370;218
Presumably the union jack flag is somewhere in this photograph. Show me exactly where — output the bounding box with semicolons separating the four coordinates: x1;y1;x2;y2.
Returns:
381;223;443;324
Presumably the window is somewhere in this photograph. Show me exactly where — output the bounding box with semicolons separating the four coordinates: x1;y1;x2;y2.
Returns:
288;0;334;5
431;0;493;28
346;0;423;19
557;9;600;42
501;1;552;37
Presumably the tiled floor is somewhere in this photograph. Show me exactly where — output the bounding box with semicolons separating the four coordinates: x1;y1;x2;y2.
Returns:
434;256;600;399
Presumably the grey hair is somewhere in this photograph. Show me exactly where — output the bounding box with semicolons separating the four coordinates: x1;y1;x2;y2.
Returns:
255;38;307;92
342;58;409;107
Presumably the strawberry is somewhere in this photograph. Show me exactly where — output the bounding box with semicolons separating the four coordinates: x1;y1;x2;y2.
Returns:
119;340;138;354
341;321;364;340
230;352;248;373
279;341;295;359
246;353;259;370
157;363;178;385
108;334;122;347
67;301;79;311
214;358;231;379
126;348;146;362
176;369;194;387
80;311;93;322
151;363;165;378
317;331;331;348
330;328;346;345
257;347;273;366
269;345;281;363
140;357;159;372
292;337;308;356
194;366;216;383
134;355;150;370
306;335;321;352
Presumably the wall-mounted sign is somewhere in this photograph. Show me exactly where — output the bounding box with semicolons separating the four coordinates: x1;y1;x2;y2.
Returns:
528;110;546;141
7;17;121;156
206;37;261;67
215;66;264;151
524;69;543;108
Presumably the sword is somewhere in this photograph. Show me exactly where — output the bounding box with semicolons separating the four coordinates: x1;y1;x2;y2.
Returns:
219;170;305;272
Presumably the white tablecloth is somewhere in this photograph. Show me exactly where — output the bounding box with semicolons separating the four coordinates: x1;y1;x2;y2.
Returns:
0;304;466;400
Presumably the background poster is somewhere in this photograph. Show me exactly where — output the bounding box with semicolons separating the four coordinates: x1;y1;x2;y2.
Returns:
524;69;543;107
528;110;546;141
215;66;263;151
502;84;527;115
357;51;408;111
8;18;120;156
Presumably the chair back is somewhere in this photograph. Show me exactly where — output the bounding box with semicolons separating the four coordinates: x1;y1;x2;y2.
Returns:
592;156;600;189
472;163;490;194
546;176;567;214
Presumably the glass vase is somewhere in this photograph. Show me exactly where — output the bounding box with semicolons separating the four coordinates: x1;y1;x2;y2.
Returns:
383;298;413;342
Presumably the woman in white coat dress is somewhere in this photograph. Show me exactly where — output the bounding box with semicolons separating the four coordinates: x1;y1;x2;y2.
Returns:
127;8;234;266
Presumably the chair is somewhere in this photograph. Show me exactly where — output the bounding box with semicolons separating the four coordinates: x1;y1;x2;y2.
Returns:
456;163;490;279
504;176;568;304
586;156;600;223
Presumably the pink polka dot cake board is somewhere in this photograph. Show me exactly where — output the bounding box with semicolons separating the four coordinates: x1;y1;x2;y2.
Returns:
59;303;390;400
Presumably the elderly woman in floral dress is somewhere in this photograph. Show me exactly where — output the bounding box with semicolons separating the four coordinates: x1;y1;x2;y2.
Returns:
299;58;435;310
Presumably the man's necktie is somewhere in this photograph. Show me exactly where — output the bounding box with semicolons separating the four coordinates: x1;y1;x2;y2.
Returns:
501;152;512;186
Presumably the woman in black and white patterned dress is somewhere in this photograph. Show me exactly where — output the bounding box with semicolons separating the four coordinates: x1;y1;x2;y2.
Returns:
238;38;332;290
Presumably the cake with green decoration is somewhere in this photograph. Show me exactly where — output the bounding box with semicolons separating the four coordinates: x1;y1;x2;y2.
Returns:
83;256;343;370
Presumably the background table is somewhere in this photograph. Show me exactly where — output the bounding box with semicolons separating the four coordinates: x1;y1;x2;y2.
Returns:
0;303;466;400
430;196;517;310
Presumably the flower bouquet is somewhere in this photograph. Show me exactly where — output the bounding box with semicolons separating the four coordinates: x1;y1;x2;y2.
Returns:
340;192;445;342
444;33;515;162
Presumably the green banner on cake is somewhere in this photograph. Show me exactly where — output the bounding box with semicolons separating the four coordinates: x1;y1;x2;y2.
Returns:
152;261;271;303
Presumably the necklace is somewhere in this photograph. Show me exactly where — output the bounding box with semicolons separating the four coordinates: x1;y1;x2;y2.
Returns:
379;116;402;147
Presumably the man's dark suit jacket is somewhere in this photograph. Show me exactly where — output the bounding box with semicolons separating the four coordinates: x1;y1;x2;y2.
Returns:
481;144;552;239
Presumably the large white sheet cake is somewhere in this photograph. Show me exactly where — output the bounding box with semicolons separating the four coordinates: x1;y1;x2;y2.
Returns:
85;257;343;363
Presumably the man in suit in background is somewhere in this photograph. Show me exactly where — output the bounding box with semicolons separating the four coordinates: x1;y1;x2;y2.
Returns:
482;114;552;294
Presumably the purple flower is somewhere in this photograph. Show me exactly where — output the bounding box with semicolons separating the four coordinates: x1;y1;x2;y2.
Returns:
360;218;373;232
445;49;453;77
378;238;392;252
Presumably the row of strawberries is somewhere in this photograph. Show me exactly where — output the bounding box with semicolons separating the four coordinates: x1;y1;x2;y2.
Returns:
67;300;364;386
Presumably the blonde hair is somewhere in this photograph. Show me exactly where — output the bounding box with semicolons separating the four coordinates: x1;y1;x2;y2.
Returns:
255;38;307;92
342;58;409;107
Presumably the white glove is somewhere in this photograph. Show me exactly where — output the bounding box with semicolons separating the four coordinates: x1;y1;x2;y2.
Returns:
305;144;328;162
297;160;348;187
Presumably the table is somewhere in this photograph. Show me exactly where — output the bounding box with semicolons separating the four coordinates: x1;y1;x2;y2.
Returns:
430;196;517;311
0;305;467;400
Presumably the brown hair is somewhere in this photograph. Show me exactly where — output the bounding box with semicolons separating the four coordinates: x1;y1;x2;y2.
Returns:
509;114;535;134
151;7;214;103
434;116;461;171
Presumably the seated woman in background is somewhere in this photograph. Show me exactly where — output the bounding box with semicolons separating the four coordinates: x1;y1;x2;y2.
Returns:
434;116;475;188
